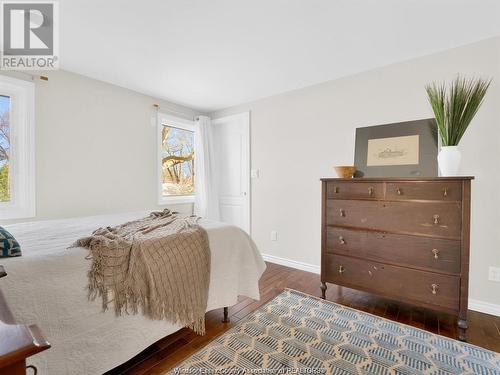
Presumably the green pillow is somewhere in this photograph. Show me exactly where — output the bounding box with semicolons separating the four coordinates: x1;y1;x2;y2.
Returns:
0;226;21;257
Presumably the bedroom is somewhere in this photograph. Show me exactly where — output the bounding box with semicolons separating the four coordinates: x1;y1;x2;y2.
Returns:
0;1;499;374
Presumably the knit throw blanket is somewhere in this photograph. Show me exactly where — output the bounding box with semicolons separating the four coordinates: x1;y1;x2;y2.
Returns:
71;209;210;334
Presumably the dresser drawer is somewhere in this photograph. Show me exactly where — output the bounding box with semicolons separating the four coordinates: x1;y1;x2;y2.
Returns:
327;199;462;239
326;227;461;273
326;181;383;200
324;254;460;311
386;181;462;201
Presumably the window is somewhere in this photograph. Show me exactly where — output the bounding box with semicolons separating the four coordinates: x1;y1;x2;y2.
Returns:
157;113;195;204
0;76;35;220
0;95;11;202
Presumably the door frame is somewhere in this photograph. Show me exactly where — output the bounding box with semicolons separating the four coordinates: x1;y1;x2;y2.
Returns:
212;112;251;234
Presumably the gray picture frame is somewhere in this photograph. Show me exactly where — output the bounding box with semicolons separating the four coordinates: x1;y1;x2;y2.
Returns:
354;118;438;177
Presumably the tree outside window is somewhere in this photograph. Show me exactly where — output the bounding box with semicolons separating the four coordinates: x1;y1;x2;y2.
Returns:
0;95;10;202
160;125;194;196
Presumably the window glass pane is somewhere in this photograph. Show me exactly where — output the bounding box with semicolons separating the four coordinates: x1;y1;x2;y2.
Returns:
161;125;195;197
0;95;11;202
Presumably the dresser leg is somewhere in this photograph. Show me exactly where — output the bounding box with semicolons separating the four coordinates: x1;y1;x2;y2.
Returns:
457;318;468;342
320;282;327;299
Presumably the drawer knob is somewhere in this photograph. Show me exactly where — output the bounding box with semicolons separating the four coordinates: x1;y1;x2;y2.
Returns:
338;265;345;274
339;209;346;217
443;187;448;197
396;187;402;195
339;236;345;244
431;284;439;295
433;214;440;225
432;248;439;259
368;187;374;196
334;186;339;193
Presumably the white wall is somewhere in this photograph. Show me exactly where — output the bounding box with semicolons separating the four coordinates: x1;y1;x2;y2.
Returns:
212;37;500;308
0;70;199;224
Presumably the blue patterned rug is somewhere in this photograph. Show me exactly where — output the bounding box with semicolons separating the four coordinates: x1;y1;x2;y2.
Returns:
171;289;500;374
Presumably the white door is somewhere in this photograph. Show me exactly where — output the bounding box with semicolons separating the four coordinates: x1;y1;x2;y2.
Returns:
212;112;250;234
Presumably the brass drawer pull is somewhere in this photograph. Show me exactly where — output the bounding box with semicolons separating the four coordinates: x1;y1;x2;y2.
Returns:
338;265;345;274
396;187;402;195
339;236;345;244
443;187;448;197
368;187;374;196
433;214;440;225
339;209;346;217
431;284;439;295
432;249;439;259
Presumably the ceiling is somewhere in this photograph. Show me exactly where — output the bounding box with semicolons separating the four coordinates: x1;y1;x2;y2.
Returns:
60;0;500;112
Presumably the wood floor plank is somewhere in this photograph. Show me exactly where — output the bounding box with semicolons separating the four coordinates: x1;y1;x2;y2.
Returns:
107;262;500;375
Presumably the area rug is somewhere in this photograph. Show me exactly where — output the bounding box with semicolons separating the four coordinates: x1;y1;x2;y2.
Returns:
170;289;500;375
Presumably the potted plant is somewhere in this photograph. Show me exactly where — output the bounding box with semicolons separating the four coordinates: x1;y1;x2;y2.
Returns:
426;76;491;176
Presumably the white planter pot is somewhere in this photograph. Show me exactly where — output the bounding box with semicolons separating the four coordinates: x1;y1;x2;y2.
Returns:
438;146;462;176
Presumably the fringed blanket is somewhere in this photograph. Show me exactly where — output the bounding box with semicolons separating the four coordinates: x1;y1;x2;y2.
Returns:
71;209;210;334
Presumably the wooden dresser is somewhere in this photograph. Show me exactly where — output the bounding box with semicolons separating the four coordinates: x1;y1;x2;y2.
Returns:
320;177;473;341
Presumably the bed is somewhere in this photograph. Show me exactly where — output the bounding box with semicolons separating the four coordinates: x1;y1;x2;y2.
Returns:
0;211;266;375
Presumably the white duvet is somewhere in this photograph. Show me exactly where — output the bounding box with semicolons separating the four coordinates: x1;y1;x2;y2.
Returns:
1;211;266;375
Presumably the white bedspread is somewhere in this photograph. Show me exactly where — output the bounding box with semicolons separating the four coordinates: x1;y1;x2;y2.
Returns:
1;212;266;375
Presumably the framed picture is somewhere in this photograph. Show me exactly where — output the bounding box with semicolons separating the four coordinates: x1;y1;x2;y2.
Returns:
354;118;438;177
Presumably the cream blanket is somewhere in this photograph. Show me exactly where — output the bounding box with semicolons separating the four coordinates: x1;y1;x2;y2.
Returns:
72;209;210;334
3;212;265;375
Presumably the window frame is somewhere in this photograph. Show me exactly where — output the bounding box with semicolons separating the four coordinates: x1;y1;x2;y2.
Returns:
0;75;35;220
157;113;196;205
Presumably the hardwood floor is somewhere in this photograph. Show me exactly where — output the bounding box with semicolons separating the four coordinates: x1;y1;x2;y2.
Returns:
108;262;500;375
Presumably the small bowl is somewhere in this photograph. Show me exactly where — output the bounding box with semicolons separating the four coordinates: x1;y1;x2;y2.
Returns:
334;166;357;179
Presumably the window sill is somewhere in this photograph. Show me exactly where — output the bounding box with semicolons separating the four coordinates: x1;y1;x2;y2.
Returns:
158;195;195;206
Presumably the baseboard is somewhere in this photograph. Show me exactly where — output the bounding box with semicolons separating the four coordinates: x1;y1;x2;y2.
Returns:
262;253;500;317
469;299;500;317
261;253;320;274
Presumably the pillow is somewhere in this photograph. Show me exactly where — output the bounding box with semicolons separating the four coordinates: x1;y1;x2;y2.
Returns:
0;226;21;257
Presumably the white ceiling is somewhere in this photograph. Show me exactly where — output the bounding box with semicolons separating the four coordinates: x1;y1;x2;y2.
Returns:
60;0;500;112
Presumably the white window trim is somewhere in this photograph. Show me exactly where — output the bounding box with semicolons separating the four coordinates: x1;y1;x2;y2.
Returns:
0;75;35;220
157;113;196;205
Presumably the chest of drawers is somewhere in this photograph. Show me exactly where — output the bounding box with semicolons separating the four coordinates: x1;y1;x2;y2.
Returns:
320;177;473;341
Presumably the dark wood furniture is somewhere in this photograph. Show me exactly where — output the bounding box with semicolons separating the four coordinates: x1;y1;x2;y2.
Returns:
0;266;50;375
320;177;473;341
